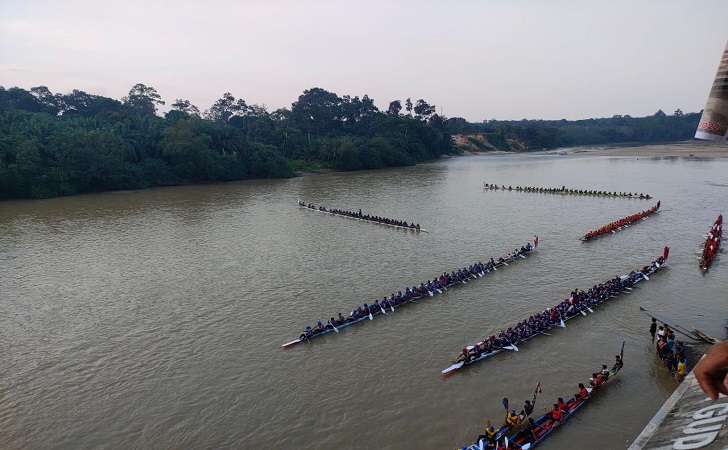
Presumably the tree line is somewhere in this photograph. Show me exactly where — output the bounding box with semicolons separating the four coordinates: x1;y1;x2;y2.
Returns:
446;109;701;151
0;84;452;199
0;83;703;200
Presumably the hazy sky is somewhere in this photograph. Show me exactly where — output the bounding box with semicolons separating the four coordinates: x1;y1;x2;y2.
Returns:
2;0;727;121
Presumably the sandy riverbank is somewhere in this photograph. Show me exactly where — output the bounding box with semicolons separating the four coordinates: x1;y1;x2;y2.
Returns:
558;140;728;158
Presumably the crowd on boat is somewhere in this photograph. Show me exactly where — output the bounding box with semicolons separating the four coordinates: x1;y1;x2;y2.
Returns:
466;354;624;450
700;214;722;271
582;202;660;240
298;200;422;231
650;319;688;384
483;183;652;199
449;254;666;370
291;243;535;344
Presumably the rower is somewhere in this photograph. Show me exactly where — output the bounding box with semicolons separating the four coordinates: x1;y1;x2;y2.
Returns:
590;373;604;389
475;425;498;449
337;312;346;324
312;320;324;333
599;364;609;379
521;400;534;417
550;404;563;423
503;409;520;429
557;397;568;414
612;354;624;373
575;383;589;400
525;417;539;440
456;347;469;363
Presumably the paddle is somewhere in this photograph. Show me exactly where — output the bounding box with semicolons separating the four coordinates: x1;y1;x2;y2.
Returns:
368;311;373;320
586;305;594;313
427;289;434;297
642;272;650;280
531;381;542;415
577;305;587;316
559;318;566;328
502;398;510;425
379;305;387;315
504;338;519;352
329;320;339;332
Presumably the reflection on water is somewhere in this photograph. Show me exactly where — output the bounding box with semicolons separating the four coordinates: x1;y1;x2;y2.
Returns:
1;147;727;449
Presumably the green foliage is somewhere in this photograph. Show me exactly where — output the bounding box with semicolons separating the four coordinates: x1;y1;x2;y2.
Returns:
454;113;701;150
0;84;454;199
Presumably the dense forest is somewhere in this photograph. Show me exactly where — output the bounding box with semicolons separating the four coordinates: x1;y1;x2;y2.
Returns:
0;83;702;200
0;84;452;199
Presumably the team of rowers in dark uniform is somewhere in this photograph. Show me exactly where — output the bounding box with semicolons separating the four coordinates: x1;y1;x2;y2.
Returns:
298;200;423;231
483;183;652;199
700;214;722;271
452;255;666;366
466;354;624;449
582;202;660;240
297;243;535;341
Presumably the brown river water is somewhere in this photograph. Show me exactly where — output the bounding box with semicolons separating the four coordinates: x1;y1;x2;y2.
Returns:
1;144;727;449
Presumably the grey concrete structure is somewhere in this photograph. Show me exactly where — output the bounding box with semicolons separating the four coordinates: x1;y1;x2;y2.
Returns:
630;371;728;449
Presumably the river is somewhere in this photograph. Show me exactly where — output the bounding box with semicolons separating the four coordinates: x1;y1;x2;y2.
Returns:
1;145;727;449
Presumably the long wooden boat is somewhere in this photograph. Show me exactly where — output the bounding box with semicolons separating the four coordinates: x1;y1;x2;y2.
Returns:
581;202;660;241
483;183;652;199
462;344;624;450
502;344;625;450
441;258;665;375
282;244;535;349
700;214;722;271
299;201;429;233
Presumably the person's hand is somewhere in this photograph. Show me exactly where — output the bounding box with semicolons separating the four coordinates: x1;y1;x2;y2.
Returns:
693;340;728;400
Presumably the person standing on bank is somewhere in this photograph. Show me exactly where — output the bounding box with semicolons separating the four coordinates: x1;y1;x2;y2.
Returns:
649;318;657;341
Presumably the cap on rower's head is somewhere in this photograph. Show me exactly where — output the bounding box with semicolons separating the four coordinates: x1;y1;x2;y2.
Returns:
489;425;494;431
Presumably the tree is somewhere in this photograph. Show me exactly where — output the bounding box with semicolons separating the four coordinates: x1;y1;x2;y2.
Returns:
414;99;436;121
204;92;247;123
290;87;342;144
30;86;60;115
673;108;684;117
170;99;200;117
654;109;666;117
122;83;165;115
387;100;402;116
405;98;413;116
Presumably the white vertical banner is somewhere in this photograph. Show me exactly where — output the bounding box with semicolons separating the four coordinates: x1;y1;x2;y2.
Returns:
695;40;728;143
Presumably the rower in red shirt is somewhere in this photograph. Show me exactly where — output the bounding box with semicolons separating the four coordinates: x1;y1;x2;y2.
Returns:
575;383;589;400
551;404;563;423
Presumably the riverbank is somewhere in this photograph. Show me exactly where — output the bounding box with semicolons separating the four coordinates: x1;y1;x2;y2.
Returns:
557;140;728;158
